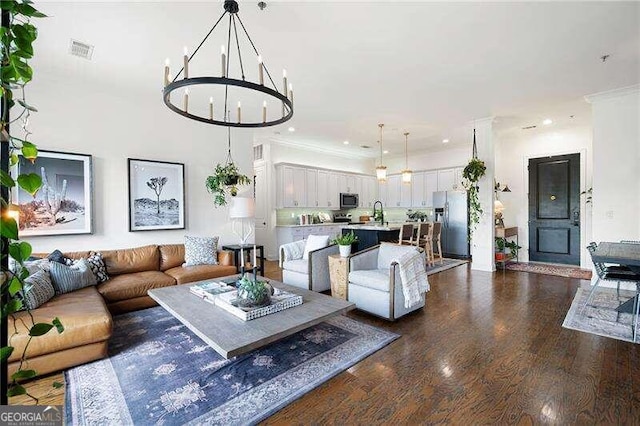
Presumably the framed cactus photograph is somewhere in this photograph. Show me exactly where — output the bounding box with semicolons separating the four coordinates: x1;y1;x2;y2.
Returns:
13;150;94;236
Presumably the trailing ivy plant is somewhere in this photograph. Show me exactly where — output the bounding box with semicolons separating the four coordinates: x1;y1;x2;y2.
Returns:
462;157;486;238
205;162;251;207
1;1;64;402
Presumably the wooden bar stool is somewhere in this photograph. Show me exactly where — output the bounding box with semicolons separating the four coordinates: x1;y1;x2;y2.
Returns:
416;222;434;267
432;222;443;264
398;223;415;245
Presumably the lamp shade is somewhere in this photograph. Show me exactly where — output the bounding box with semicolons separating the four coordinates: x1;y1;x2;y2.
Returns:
229;197;255;219
376;165;387;182
494;200;505;213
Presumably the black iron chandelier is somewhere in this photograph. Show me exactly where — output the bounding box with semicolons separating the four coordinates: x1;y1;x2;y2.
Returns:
162;0;293;128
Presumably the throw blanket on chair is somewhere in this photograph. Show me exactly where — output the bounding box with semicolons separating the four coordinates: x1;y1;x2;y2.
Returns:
393;249;430;308
279;240;306;267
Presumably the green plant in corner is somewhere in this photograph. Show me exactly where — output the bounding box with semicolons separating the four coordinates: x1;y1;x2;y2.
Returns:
462;157;486;238
205;161;251;207
505;240;521;259
1;1;64;403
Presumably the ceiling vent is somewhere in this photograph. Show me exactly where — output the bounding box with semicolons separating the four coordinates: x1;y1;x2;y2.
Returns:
521;125;537;130
69;39;94;60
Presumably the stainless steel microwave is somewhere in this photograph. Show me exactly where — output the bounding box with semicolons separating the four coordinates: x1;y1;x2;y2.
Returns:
340;193;359;209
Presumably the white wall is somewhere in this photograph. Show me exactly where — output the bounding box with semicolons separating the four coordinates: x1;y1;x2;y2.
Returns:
495;120;593;267
382;146;469;173
21;71;253;254
587;85;640;243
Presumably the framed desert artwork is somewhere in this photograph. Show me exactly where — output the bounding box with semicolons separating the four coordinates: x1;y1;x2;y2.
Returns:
13;150;94;236
128;158;185;231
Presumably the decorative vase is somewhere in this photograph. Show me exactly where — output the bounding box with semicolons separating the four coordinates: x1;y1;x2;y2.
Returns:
495;252;507;261
236;279;272;308
339;244;351;257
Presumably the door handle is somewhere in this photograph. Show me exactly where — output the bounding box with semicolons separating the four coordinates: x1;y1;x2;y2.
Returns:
572;208;580;226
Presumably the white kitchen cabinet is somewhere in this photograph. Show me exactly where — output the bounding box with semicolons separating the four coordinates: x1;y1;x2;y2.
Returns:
454;167;464;190
400;179;412;207
377;180;388;207
437;169;455;192
411;172;425;207
425;171;438;206
365;176;378;208
386;175;402;207
316;170;329;208
277;165;307;208
306;169;318;207
345;175;356;193
328;172;339;209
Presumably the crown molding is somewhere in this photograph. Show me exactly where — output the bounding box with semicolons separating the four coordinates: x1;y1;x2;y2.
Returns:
584;84;640;104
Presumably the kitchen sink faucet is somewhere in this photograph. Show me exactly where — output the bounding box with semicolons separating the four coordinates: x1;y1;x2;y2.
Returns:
373;200;384;226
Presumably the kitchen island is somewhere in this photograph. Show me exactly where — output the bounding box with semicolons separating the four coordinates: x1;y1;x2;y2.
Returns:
342;223;401;252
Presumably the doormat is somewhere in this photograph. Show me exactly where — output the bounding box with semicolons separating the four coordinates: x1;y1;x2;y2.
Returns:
505;262;592;280
65;306;399;425
562;285;638;344
426;258;468;275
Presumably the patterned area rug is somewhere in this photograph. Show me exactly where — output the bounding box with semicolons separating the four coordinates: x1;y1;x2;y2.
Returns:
426;258;468;275
505;262;592;280
65;306;398;425
563;285;638;344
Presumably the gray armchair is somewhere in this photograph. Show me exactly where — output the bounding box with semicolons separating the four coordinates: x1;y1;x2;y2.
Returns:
279;239;339;292
348;244;427;320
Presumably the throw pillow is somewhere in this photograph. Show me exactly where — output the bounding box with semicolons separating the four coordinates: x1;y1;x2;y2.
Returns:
49;259;98;295
47;249;69;264
22;258;51;275
303;235;330;260
86;252;109;283
20;269;55;310
183;236;219;266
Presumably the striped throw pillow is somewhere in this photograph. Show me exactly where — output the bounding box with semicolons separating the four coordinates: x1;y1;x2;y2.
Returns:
49;258;98;295
21;269;55;310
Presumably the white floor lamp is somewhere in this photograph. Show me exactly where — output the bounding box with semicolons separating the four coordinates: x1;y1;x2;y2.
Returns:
229;197;255;276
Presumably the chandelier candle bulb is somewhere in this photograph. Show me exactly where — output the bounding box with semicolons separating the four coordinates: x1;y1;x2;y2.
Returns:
183;47;189;79
282;69;288;95
288;83;293;102
258;55;264;85
209;97;214;120
262;100;267;123
164;58;170;87
221;45;226;77
183;88;189;112
237;101;241;123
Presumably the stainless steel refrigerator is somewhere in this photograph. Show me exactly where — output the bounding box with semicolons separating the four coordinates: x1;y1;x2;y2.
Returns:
433;191;470;258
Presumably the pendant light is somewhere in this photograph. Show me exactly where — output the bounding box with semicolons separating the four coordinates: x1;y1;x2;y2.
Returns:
401;131;412;184
376;123;387;182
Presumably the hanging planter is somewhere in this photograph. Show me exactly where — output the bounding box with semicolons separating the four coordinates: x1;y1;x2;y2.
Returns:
205;129;251;207
462;129;486;238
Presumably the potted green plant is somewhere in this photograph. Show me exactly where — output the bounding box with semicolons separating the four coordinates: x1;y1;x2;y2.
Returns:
462;157;487;238
332;231;358;257
205;162;251;207
236;275;272;308
505;240;521;259
495;237;507;261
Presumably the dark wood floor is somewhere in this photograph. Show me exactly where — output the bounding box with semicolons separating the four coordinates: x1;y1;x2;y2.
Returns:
263;264;640;425
11;262;640;424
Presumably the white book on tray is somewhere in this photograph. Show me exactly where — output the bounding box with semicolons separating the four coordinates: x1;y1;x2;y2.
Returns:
215;288;303;321
189;280;236;304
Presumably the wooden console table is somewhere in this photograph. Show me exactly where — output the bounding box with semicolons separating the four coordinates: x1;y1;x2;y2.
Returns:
328;254;349;300
495;226;519;269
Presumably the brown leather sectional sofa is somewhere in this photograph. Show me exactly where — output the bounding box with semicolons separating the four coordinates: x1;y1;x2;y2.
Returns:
8;244;237;378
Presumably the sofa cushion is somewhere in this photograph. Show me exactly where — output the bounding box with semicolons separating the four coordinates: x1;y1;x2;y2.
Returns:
101;245;159;275
8;286;112;362
159;244;185;271
349;269;390;292
183;236;219;266
282;259;308;275
164;264;237;285
303;235;330;260
97;271;176;302
49;259;98;295
21;269;55;310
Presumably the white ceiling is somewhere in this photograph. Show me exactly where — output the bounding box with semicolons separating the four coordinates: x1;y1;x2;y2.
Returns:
34;1;640;157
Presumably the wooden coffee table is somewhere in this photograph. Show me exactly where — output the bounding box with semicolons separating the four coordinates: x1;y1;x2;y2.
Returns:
148;275;355;359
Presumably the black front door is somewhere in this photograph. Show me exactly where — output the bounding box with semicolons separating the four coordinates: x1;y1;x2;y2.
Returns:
528;153;580;265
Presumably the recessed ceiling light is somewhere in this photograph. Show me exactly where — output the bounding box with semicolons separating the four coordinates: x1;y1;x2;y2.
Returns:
343;140;349;145
383;150;389;154
442;139;449;144
542;119;553;125
288;126;295;132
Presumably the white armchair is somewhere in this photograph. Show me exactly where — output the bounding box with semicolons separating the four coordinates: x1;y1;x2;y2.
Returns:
348;244;426;320
279;237;339;292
